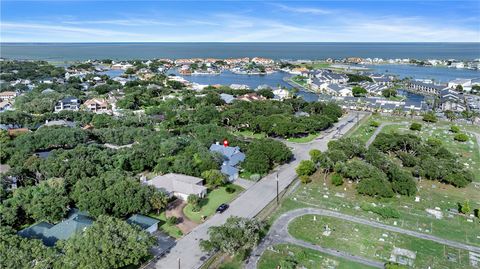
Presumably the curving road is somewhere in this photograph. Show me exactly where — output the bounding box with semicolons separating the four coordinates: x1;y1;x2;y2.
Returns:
246;208;480;269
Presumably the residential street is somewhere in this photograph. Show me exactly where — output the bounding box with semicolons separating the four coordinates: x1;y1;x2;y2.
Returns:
246;208;480;269
149;112;367;269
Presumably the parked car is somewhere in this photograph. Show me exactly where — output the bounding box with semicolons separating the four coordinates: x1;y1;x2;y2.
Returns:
216;203;229;213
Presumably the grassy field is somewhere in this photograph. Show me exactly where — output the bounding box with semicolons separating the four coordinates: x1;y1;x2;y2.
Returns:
183;184;243;223
291;75;309;88
147;211;183;239
272;174;480;247
299;62;332;69
232;130;266;139
289;215;476;269
258;244;375;269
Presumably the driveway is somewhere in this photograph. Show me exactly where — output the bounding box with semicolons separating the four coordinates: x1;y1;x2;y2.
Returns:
246;208;480;269
148;112;367;269
165;199;198;234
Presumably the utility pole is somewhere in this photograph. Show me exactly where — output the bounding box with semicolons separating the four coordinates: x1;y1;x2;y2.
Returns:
276;172;279;205
177;258;180;269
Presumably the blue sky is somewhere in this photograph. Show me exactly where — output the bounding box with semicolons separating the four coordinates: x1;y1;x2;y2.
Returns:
1;0;479;42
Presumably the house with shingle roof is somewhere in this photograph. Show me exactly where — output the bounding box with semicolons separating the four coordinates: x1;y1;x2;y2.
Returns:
18;209;93;247
209;143;245;181
145;173;207;200
126;214;159;234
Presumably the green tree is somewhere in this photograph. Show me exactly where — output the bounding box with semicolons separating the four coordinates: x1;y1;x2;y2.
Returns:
352;86;368;97
309;149;323;164
331;173;344;186
460;201;471;214
201;169;226;188
409;122;422;131
454;133;469;142
0;227;58;269
187;194;201;212
60;215;155;269
422;112;438;123
199;216;265;256
150;190;168;215
444;110;457;122
295;160;316;177
450;125;460;133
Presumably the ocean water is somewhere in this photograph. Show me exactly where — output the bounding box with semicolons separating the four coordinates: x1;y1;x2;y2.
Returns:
370;64;479;83
1;42;479;61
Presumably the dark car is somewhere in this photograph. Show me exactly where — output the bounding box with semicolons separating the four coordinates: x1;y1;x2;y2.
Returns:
216;203;229;213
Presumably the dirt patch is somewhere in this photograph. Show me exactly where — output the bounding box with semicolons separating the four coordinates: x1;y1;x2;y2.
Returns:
165;199;198;234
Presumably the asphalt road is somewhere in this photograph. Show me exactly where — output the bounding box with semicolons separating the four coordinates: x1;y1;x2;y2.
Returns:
148;112;367;269
246;208;480;269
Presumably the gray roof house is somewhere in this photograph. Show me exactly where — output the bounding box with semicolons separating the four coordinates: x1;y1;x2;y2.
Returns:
146;173;207;200
127;214;159;234
220;93;235;104
18;209;93;246
55;97;80;112
209;143;245;181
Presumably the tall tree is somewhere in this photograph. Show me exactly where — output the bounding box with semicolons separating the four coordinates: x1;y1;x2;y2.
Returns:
59;215;155;269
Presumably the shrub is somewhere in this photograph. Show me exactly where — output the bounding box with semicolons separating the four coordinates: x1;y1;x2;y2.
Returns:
299;175;311;184
361;203;400;218
331;173;344;186
454;133;468;142
225;186;236;194
250;174;261;181
409;122;422;131
450;125;460;133
369;121;380;127
422;112;437;123
166;216;178;225
295;160;316;177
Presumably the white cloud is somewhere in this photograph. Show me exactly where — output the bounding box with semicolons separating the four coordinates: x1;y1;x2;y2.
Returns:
1;7;479;42
62;19;176;27
275;4;333;15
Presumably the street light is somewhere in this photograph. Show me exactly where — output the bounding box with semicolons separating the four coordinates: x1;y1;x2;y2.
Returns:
177;258;180;269
276;172;279;205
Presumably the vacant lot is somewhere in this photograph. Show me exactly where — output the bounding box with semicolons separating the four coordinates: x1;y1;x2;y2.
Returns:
258;243;375;269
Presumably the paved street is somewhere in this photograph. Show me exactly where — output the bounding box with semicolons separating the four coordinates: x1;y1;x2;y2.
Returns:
246;208;480;269
149;112;366;269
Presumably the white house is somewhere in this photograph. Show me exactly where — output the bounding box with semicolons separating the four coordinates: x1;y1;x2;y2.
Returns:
448;79;472;92
324;84;352;97
272;88;290;100
145;173;207;200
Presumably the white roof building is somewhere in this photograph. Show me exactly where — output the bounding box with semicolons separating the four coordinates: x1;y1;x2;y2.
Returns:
145;173;207;200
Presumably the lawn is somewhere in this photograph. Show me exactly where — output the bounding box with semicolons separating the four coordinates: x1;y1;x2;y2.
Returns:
289;215;476;268
258;243;375;269
147;211;183;239
299;62;332;69
183;184;244;223
280;173;480;247
290;75;309;88
232;130;266;139
287;132;319;143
